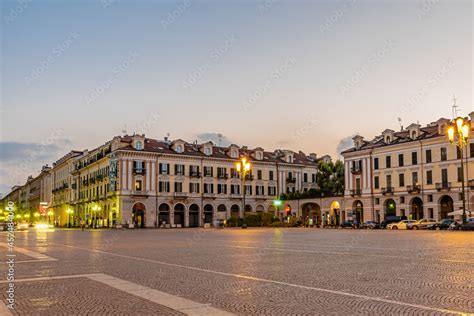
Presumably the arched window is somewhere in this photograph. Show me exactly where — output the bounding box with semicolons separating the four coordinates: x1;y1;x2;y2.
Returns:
204;147;212;156
176;145;183;153
135;141;143;150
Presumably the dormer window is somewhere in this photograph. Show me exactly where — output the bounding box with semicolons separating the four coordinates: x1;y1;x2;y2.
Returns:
204;147;212;156
176;145;184;153
287;155;293;163
256;152;263;160
135;141;143;150
385;136;391;144
231;150;238;158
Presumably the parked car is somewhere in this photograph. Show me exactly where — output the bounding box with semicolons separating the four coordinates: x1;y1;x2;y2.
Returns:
460;218;474;231
380;216;407;229
360;221;380;229
340;221;355;229
387;220;417;230
448;220;462;230
426;219;455;230
411;218;437;230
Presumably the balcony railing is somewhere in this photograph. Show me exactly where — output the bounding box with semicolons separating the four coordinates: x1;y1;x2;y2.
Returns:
436;182;451;191
230;194;242;199
286;177;296;183
350;189;362;197
350;166;362;174
133;168;146;175
406;184;421;194
217;174;228;179
203;193;216;198
189;171;201;178
245;175;254;181
381;187;394;195
173;192;188;199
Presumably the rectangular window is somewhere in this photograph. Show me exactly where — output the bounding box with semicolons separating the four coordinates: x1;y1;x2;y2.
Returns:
268;186;276;196
356;178;361;190
386;175;392;187
386;156;391;168
457;167;463;182
426;149;432;163
269;170;274;181
374;176;379;189
257;170;263;180
441;168;448;184
245;185;253;195
230;168;238;178
398;174;405;187
456;147;461;159
441;147;447;161
159;163;170;175
470;143;474;158
398;154;404;167
204;166;213;177
312;173;317;183
374;157;379;170
303;173;308;182
427;195;433;202
135;180;142;191
174;182;182;192
256;185;264;195
204;183;214;194
189;183;200;193
159;181;170;192
231;184;240;195
217;167;227;178
400;196;405;203
174;164;185;175
217;184;227;194
426;170;433;185
412;172;418;186
411;152;418;165
375;198;380;205
190;165;200;176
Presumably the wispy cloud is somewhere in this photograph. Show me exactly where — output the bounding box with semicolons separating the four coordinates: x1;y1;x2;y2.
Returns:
195;132;234;147
336;135;357;159
0;140;72;195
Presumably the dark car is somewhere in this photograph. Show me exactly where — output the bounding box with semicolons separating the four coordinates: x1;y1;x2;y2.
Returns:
340;221;355;229
380;216;407;229
360;221;380;229
460;218;474;231
426;219;455;230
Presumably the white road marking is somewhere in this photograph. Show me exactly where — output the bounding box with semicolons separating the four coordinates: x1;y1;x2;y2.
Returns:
0;273;103;284
0;243;57;262
48;242;469;315
0;273;234;315
88;274;234;315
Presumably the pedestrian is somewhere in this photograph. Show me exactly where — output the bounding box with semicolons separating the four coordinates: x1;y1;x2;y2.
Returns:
80;218;85;231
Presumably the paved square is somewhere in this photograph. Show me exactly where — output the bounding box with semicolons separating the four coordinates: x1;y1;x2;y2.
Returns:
1;228;473;315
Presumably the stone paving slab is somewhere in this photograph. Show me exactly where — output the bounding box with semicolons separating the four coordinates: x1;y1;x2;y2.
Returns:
1;229;473;315
0;277;185;315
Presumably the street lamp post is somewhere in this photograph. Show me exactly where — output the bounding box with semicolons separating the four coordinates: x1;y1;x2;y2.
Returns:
92;205;101;229
236;157;251;227
447;116;470;224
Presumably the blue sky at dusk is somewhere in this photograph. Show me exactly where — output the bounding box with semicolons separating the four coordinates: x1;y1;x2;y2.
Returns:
0;0;472;194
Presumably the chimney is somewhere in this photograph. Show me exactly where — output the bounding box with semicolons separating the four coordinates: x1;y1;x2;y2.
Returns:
309;153;317;161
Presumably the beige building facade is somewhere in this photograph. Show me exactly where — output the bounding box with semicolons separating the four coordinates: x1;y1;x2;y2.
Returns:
342;113;474;223
69;134;324;228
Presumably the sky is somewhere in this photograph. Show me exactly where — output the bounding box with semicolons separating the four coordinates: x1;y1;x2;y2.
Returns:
0;0;472;196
